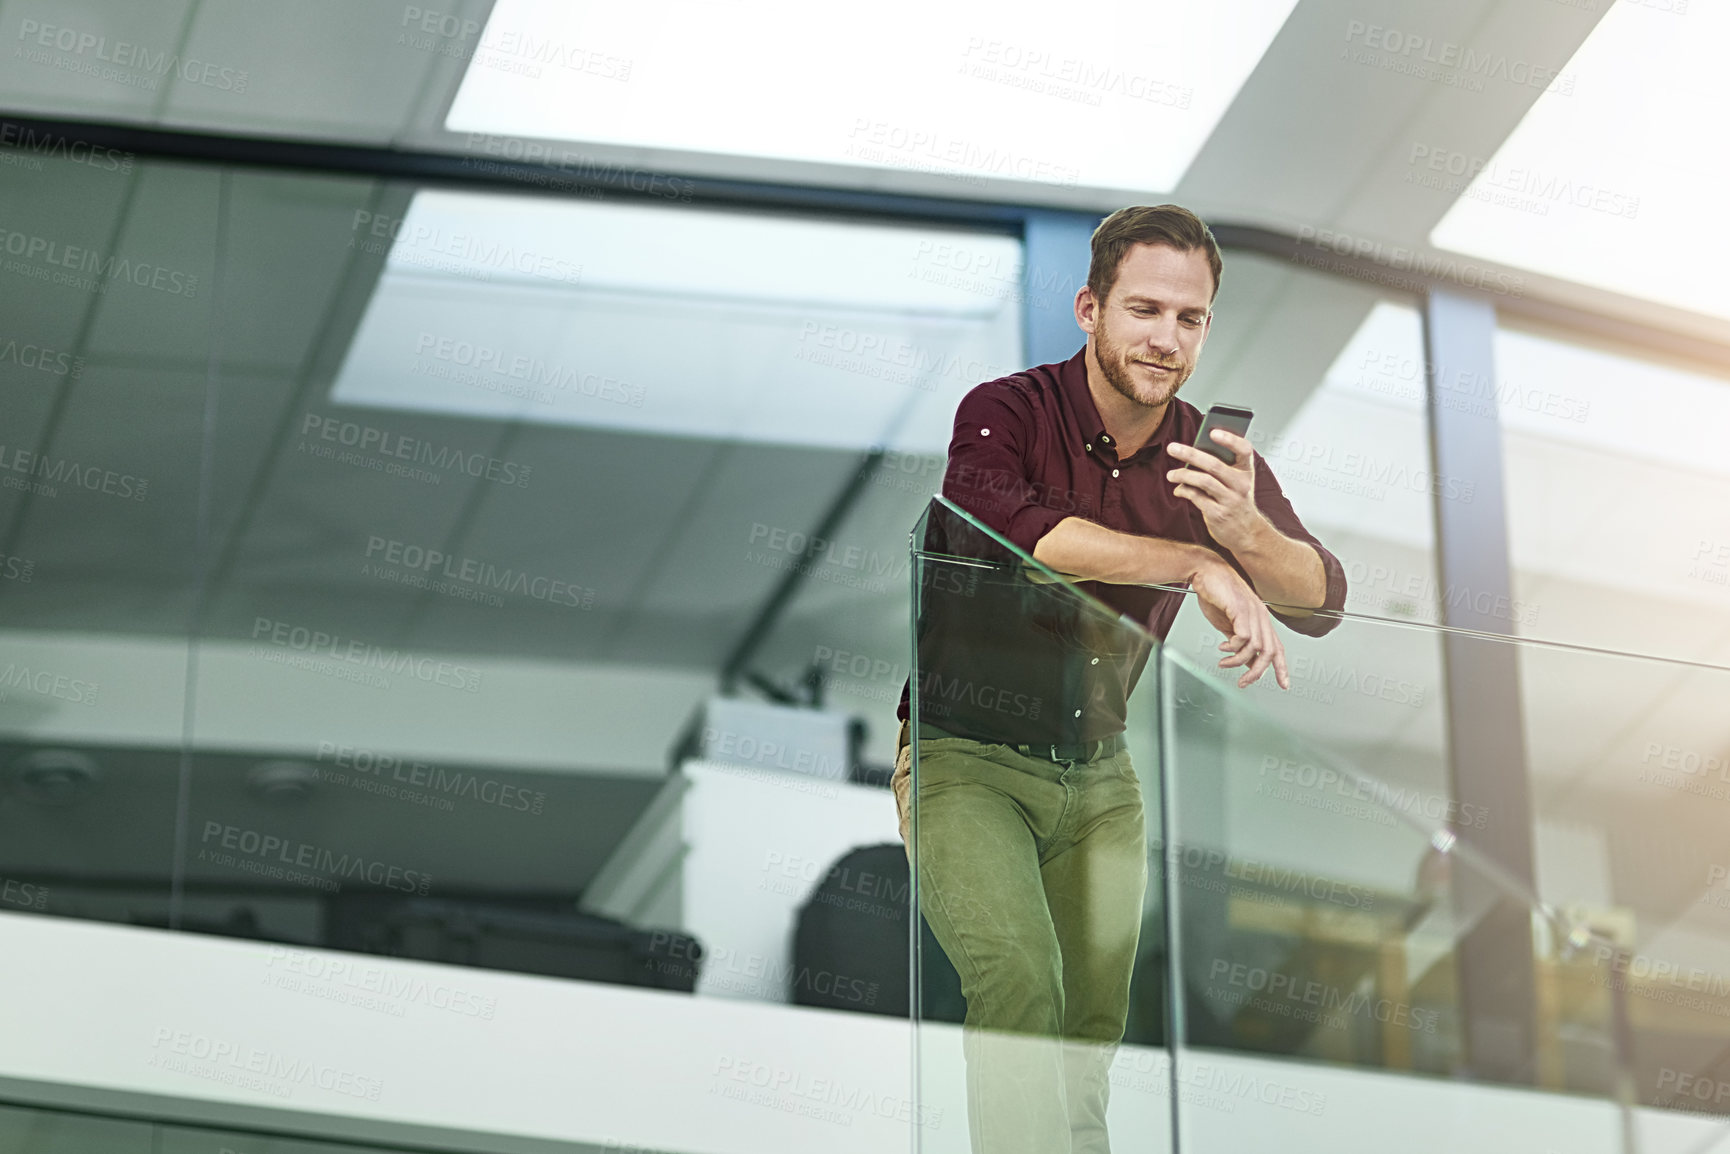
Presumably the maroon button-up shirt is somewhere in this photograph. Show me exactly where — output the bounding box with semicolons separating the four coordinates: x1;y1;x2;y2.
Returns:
897;348;1347;734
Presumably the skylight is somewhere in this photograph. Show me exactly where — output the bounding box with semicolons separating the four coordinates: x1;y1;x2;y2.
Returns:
443;0;1300;194
329;191;1024;452
1429;2;1730;320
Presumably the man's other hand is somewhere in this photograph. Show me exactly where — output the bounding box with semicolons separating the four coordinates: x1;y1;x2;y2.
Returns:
1189;558;1290;690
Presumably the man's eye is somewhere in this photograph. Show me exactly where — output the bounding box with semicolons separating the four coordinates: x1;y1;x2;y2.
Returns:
1181;316;1203;328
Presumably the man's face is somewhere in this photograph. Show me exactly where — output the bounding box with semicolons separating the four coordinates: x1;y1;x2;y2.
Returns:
1078;242;1215;410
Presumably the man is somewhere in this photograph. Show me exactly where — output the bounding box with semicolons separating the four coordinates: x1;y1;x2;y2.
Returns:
892;205;1347;1153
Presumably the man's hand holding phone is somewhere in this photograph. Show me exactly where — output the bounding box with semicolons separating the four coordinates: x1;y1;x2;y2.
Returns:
1167;404;1290;689
1166;427;1268;551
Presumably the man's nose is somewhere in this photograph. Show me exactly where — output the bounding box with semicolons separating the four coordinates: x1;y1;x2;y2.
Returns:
1144;321;1180;356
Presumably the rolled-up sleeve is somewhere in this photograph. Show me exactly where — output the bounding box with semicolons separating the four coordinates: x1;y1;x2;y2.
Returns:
941;384;1070;556
1247;452;1348;638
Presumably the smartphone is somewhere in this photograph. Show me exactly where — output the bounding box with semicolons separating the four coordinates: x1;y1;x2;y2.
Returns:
1192;404;1254;465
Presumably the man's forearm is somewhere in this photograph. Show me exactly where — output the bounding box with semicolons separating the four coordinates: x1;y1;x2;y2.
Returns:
1228;518;1327;612
1032;515;1326;612
1031;516;1216;585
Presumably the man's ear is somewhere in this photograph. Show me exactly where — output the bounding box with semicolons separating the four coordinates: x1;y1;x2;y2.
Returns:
1074;286;1099;335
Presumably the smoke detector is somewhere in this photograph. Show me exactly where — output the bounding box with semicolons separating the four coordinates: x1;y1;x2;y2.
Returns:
8;749;102;807
246;759;321;802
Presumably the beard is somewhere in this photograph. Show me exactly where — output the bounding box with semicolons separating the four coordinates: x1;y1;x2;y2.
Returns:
1095;319;1193;410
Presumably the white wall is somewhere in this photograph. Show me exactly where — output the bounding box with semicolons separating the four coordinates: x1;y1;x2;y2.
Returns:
2;911;1721;1154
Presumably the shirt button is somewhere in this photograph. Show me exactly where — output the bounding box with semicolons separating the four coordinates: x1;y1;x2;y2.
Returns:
1085;443;1092;452
1073;709;1082;718
1091;657;1099;665
1111;469;1120;478
980;428;990;436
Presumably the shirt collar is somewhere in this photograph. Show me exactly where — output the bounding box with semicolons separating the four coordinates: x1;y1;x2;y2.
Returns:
1056;345;1180;463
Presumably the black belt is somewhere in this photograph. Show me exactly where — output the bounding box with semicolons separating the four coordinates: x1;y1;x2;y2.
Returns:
917;722;1125;763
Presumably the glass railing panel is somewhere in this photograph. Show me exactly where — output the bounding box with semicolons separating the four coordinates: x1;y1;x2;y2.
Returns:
1508;640;1730;1149
1162;627;1630;1152
908;496;1170;1154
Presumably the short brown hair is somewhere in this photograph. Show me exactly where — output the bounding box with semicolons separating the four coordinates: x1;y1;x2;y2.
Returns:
1087;204;1223;306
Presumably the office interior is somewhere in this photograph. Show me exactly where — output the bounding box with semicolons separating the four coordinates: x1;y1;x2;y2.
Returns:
0;0;1727;1151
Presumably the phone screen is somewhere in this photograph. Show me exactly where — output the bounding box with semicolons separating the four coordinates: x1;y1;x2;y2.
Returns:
1192;404;1254;465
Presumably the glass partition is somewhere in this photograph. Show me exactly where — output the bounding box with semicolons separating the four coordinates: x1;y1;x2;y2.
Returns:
1163;635;1630;1153
907;496;1168;1154
911;494;1667;1154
